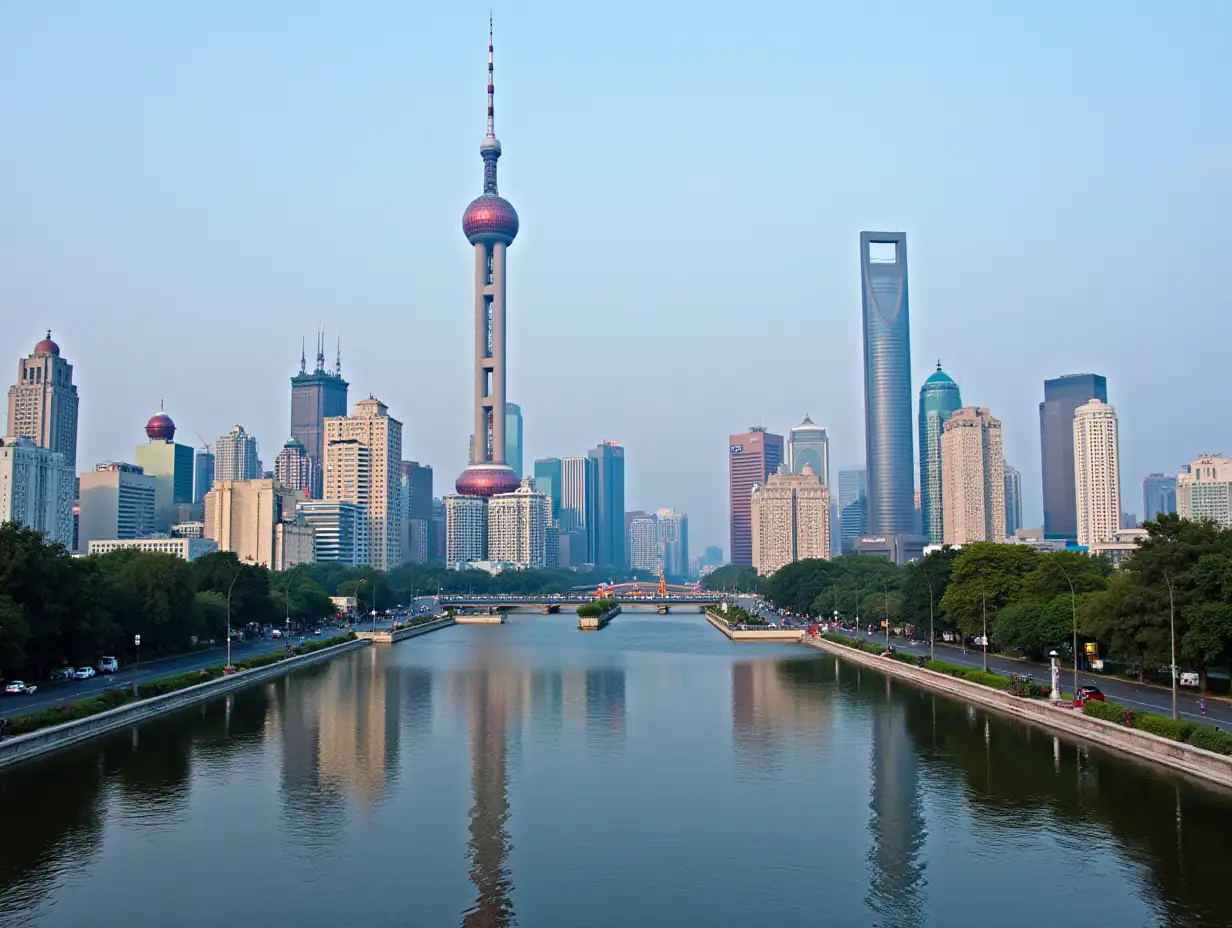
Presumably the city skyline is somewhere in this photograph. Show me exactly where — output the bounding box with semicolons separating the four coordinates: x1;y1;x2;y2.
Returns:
3;6;1229;552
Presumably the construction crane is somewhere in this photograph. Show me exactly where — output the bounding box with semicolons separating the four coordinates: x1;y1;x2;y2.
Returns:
196;432;212;454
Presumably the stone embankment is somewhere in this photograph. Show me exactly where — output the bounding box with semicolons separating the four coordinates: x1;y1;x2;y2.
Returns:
804;636;1232;791
0;638;369;770
579;605;621;631
357;616;457;641
705;611;805;642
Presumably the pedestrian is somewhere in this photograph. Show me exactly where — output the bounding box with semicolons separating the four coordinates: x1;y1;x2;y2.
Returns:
1200;697;1207;716
0;717;9;741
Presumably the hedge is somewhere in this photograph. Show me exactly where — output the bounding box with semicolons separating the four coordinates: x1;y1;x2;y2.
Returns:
577;599;618;619
1082;698;1232;756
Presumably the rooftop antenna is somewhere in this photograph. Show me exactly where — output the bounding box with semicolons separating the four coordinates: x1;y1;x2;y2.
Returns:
300;337;307;374
315;326;325;372
335;337;342;377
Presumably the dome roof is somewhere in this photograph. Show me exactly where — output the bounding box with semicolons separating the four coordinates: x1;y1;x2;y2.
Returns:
145;407;176;442
463;194;519;245
456;464;520;498
33;330;60;356
924;360;956;386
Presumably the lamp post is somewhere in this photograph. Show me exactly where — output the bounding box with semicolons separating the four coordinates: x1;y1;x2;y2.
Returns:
854;589;861;640
1059;565;1077;701
981;588;989;673
132;634;141;698
284;575;293;641
883;581;891;651
225;567;241;672
1165;571;1178;720
923;575;935;662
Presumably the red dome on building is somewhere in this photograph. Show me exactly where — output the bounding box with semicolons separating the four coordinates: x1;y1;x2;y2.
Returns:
145;406;176;442
456;464;520;498
33;330;60;356
462;194;519;245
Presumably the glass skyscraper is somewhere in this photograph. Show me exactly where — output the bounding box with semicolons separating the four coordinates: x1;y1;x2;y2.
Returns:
588;441;626;569
1142;473;1177;523
505;403;523;478
533;457;562;521
861;232;916;537
838;466;868;554
788;416;829;485
1004;464;1023;538
1039;373;1107;540
917;362;962;545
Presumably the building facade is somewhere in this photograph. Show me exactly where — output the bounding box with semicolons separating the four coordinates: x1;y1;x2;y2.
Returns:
838;466;868;554
629;508;689;576
750;466;831;576
560;455;597;548
1143;473;1178;523
77;462;156;551
1073;398;1121;547
729;428;784;566
505;403;523;478
290;333;348;498
323;397;402;570
588;441;626;569
788;416;829;485
0;436;74;548
215;425;261;482
860;232;916;537
445;494;488;569
1040;373;1107;540
87;537;218;561
275;437;315;495
533;458;562;522
133;407;194;534
488;478;548;567
194;449;215;507
204;479;312;570
6;331;79;470
399;461;434;565
298;500;367;566
918;362;962;545
1177;455;1232;527
940;407;1005;545
1004;464;1023;538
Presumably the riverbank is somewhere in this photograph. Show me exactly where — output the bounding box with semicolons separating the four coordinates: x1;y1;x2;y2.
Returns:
803;635;1232;790
705;610;804;641
0;637;369;770
357;615;457;641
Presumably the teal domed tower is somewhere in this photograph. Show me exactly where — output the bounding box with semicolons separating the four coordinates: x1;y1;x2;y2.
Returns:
918;361;962;544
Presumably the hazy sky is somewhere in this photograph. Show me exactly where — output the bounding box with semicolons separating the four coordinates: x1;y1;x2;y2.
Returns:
3;2;1230;553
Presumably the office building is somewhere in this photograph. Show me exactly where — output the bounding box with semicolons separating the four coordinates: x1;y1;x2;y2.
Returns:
941;407;1006;545
1177;455;1232;527
588;441;626;568
298;500;368;566
445;494;488;568
6;331;79;470
324;396;402;570
87;537;217;561
275;437;315;495
1073;399;1121;547
625;509;650;566
788;416;829;485
729;428;785;566
171;521;205;538
545;523;560;568
629;508;689;576
1004;464;1023;538
1040;373;1107;540
488;477;548;567
505;403;524;478
533;458;563;521
1143;473;1177;523
455;24;522;502
557;528;587;569
399;461;434;565
193;449;214;507
1089;527;1149;567
918;361;962;544
133;406;194;534
0;436;74;548
77;462;156;551
290;333;348;498
750;466;831;576
860;232;915;536
204;479;313;570
560;455;597;551
215;425;261;482
838;466;868;554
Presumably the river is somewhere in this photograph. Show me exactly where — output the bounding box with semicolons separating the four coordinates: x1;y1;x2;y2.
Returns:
2;609;1230;927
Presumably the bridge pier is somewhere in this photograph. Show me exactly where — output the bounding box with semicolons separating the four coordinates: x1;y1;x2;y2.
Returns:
541;604;559;615
657;605;669;615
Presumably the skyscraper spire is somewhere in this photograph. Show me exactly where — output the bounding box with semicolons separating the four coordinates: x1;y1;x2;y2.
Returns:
335;337;342;377
480;16;502;195
487;14;495;140
300;337;307;374
315;329;325;373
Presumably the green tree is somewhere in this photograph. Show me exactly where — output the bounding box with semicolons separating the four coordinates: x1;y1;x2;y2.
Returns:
701;564;759;593
900;547;959;633
939;542;1043;638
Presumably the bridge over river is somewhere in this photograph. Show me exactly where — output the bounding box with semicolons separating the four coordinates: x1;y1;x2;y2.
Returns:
441;582;720;614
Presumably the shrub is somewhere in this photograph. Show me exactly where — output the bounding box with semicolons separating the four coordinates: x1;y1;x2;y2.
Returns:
1186;725;1232;756
1081;699;1232;756
577;599;619;619
1081;698;1128;724
1135;713;1196;742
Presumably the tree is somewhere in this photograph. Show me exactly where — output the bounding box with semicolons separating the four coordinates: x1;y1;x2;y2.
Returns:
939;543;1042;638
900;547;960;632
701;565;759;593
0;593;29;672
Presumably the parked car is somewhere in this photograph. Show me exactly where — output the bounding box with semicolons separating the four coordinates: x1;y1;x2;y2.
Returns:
73;667;96;680
49;667;74;681
1077;685;1105;702
98;657;119;674
1179;672;1200;688
5;680;38;695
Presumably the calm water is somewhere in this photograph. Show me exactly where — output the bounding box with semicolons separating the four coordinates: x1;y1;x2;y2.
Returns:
3;610;1232;928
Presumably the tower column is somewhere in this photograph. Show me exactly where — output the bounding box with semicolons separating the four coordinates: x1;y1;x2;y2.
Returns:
490;242;507;465
473;243;490;464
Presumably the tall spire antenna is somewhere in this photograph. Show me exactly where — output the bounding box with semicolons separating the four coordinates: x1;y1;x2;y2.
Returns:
315;328;325;372
300;337;307;374
487;13;495;139
335;337;342;377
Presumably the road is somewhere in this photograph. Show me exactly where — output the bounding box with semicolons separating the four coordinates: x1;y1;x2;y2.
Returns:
738;597;1232;729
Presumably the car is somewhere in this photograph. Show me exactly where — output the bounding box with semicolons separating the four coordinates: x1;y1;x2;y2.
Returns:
5;680;37;695
314;629;322;636
73;667;96;680
98;657;119;674
1077;685;1105;702
49;667;74;681
1179;672;1200;688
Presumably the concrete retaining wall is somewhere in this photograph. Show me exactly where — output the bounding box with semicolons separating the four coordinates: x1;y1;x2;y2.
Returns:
0;638;370;770
579;605;621;630
805;637;1232;790
705;611;805;642
358;616;457;642
455;615;503;625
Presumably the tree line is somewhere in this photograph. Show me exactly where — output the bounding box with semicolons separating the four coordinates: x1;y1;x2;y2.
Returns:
703;515;1232;688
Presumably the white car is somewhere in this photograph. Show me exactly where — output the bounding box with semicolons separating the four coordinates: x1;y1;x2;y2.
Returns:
73;667;96;680
5;680;37;695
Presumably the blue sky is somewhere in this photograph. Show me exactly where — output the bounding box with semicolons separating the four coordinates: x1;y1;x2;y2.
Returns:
2;2;1229;553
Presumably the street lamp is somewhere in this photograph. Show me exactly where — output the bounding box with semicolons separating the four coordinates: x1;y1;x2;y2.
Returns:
883;581;891;651
1165;571;1178;720
284;575;294;641
854;589;862;639
981;588;989;673
225;567;241;673
132;634;141;698
923;575;935;662
1058;565;1078;701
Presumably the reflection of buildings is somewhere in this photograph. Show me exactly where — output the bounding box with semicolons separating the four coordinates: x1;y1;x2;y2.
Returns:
866;692;925;927
316;656;401;800
731;659;831;761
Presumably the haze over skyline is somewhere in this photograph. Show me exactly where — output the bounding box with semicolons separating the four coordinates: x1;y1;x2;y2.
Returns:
3;3;1229;552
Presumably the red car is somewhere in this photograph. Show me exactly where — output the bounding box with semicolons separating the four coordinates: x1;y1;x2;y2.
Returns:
1077;685;1105;702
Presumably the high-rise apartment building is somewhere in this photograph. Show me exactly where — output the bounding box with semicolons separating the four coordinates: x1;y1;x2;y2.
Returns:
297;500;367;566
1073;399;1121;547
1040;373;1107;540
505;403;524;478
77;461;156;551
323;397;401;570
6;331;79;470
275;438;315;495
215;425;261;482
629;508;689;576
533;458;562;521
1142;473;1178;523
588;441;626;568
788;417;829;485
560;455;597;558
838;466;868;554
1003;465;1023;538
399;461;434;565
204;479;313;570
729;428;785;566
0;436;74;548
918;362;962;544
1177;455;1232;527
290;333;348;498
860;232;915;537
133;406;194;533
445;495;488;568
750;466;831;576
193;449;215;507
941;407;1005;545
488;478;548;567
